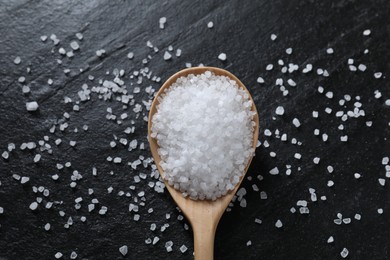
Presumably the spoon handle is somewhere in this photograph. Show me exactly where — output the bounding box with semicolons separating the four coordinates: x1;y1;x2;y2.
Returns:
192;219;217;260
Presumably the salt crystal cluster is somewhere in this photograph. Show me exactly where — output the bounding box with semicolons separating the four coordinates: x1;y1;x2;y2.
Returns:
151;71;256;200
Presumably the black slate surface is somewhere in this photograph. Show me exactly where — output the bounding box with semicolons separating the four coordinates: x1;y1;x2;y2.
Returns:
1;0;390;259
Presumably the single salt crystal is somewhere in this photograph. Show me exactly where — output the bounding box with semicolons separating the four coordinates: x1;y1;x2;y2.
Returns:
33;154;41;163
29;202;38;210
21;177;30;184
2;151;9;160
207;21;214;28
292;118;300;127
327;180;334;187
152;237;160;245
254;218;262;224
127;52;134;59
179;245;188;253
378;178;385;186
294;153;301;160
340;136;348;142
55;252;63;259
334;219;342;225
270;34;277;41
159;17;167;29
382;157;389;165
286;48;292;54
275;219;283;228
358;64;367;72
14;56;21;64
340;248;349;258
76;32;83;40
363;29;371;36
275;106;284;115
287;79;296;87
113;157;122;164
246;240;252;246
70;251;77;259
26;101;39;111
218;53;227;61
269;167;279;175
385;100;390;106
40;35;47;41
119;245;128;256
354;213;361;220
327;166;334;173
374;72;382;78
326;48;334;54
0;207;3;214
354;173;361;179
44;223;50;231
325;91;333;99
163;51;172;61
257;77;264;84
343;218;351;224
266;64;273;70
70;41;79;50
377;208;384;214
327;236;334;243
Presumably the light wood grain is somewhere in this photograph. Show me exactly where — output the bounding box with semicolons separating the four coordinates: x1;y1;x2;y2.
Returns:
148;67;259;260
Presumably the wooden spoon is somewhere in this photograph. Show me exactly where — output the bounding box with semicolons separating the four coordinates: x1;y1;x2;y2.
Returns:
148;67;259;260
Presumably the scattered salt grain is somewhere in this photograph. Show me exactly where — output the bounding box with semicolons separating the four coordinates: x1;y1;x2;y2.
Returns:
270;34;277;41
292;118;300;127
163;51;172;61
55;252;63;259
29;202;38;210
119;245;128;256
218;53;227;61
363;29;371;36
26;101;39;111
159;17;167;29
269;167;279;175
257;77;264;84
44;223;50;231
340;248;349;258
179;245;188;253
327;236;334;243
14;56;21;64
275;219;283;228
207;21;214;28
358;64;367;72
275;106;285;115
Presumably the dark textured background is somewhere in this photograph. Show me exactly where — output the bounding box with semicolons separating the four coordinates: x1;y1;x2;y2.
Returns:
0;0;390;259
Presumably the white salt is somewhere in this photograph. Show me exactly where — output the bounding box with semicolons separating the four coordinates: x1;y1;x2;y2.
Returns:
163;51;172;61
218;53;227;61
26;101;39;111
275;106;285;115
151;71;255;200
292;118;300;127
119;245;128;256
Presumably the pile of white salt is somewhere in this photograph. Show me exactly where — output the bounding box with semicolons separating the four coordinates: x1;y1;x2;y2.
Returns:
151;71;256;200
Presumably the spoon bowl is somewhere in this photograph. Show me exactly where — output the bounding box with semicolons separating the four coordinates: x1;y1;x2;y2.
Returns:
148;66;259;260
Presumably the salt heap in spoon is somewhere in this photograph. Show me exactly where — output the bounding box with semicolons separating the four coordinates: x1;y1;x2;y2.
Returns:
151;71;256;200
